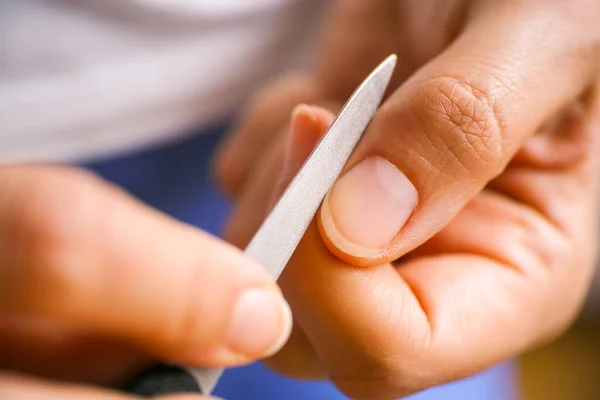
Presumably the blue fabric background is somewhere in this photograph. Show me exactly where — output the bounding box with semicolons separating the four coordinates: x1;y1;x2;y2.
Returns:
83;124;519;400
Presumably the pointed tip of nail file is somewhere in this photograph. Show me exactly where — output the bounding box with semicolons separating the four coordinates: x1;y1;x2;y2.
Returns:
376;54;397;86
386;53;398;65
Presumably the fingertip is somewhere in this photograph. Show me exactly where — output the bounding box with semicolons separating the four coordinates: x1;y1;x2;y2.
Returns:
311;106;336;131
289;104;321;146
284;104;335;168
290;104;335;134
225;287;293;360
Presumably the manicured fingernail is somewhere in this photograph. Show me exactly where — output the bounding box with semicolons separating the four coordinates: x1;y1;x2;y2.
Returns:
285;104;335;170
227;288;292;358
284;105;320;165
272;104;336;210
320;157;418;258
291;103;318;121
270;105;320;209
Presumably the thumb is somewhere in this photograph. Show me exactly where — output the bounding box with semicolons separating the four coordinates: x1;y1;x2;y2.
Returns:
318;3;599;265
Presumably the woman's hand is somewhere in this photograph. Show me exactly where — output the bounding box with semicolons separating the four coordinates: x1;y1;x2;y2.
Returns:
215;0;600;398
0;166;292;399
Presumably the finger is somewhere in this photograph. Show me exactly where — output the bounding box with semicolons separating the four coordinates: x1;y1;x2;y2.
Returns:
0;313;148;386
223;105;334;248
283;203;589;398
223;105;335;377
214;75;322;197
317;1;600;265
0;372;209;400
270;105;336;209
222;134;286;249
0;166;292;367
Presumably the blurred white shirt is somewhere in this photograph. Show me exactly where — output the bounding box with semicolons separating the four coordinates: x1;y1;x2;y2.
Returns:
0;0;325;162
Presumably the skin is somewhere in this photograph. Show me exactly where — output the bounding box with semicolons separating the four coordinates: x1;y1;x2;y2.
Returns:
215;0;600;399
2;1;600;399
0;166;292;399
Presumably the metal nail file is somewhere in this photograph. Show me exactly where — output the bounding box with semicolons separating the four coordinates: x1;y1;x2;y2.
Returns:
124;54;397;397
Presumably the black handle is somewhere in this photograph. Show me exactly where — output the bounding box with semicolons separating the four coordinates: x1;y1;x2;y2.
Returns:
123;364;203;397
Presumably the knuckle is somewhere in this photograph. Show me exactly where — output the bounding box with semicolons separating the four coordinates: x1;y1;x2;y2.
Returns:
417;74;509;179
240;74;320;143
253;74;318;110
160;256;230;354
163;281;207;353
234;74;318;135
509;213;595;346
540;240;593;340
214;74;319;195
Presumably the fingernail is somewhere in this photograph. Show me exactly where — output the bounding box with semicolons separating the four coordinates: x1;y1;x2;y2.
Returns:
284;105;320;164
291;103;318;121
270;105;318;209
320;157;418;258
285;104;335;170
227;288;292;358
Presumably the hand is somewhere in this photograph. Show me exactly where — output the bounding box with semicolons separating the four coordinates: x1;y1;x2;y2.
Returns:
0;166;292;399
215;0;600;398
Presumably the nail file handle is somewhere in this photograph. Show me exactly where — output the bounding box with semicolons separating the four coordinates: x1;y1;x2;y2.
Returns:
123;364;203;396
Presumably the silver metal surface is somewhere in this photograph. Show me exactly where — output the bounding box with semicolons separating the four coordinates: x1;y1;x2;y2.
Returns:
190;54;397;395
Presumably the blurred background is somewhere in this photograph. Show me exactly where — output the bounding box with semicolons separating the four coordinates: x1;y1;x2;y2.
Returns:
518;259;600;400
